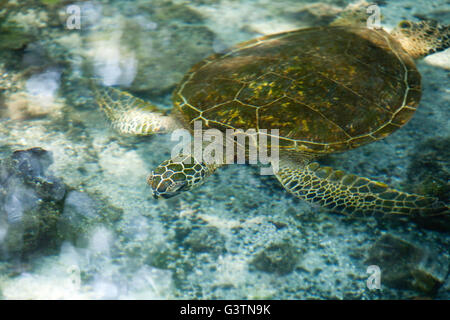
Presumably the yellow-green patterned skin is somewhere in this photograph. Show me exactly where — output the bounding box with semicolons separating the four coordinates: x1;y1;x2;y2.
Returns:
173;26;421;154
276;161;444;216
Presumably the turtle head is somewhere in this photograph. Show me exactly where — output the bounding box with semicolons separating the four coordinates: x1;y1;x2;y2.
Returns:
391;20;450;59
148;173;188;199
147;161;191;199
147;155;213;199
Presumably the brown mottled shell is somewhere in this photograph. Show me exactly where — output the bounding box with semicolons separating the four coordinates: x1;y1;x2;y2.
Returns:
173;26;421;154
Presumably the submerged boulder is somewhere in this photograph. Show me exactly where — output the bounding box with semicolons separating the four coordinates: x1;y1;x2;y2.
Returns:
57;190;118;247
406;137;450;232
250;240;300;275
365;234;448;295
407;137;450;204
0;147;66;259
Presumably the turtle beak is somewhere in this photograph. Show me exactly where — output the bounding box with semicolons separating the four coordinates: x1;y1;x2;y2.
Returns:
152;192;160;200
160;193;176;199
152;190;177;199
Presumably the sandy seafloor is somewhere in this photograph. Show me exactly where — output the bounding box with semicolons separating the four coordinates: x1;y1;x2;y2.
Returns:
0;0;449;299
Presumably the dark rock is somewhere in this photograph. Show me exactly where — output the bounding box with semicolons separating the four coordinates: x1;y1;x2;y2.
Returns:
365;234;448;294
34;175;66;201
437;273;450;299
407;137;450;202
6;147;66;201
0;25;34;51
10;148;52;179
183;226;226;254
57;190;99;246
250;240;300;275
3;183;40;224
0;148;66;259
406;137;450;231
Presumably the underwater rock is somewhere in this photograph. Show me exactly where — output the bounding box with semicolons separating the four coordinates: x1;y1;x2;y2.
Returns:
63;191;97;221
182;226;226;254
365;234;448;294
8;148;65;202
125;23;214;95
139;1;205;24
0;147;66;259
10;147;53;179
285;3;343;26
57;190;122;247
250;240;300;275
406;137;450;232
0;6;36;51
0;67;64;121
407;137;450;203
86;1;215;95
57;191;101;247
437;273;450;299
0;1;51;51
0;26;34;51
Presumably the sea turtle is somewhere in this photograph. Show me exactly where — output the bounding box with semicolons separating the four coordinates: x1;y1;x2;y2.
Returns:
94;17;449;216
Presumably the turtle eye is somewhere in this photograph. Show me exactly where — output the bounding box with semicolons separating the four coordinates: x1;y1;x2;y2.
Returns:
399;20;411;29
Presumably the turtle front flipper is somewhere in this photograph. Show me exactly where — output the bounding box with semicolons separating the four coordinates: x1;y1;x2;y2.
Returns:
93;85;179;135
275;158;448;216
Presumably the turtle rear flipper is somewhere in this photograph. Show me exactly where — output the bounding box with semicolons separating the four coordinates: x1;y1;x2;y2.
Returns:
93;85;179;135
275;159;448;216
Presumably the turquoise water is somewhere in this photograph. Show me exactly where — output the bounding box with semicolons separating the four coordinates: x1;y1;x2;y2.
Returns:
0;0;449;299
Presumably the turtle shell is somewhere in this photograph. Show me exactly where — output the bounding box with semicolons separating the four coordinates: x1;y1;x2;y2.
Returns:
173;26;421;154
